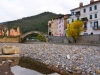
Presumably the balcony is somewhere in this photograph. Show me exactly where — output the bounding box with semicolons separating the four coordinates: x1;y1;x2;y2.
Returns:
81;17;88;23
93;26;100;30
75;11;80;17
84;28;87;30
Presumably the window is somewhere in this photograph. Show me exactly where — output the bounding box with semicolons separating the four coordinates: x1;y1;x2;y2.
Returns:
84;23;87;28
90;15;92;19
90;22;92;27
89;7;92;11
94;21;98;28
94;5;97;10
71;12;74;16
62;19;63;23
67;20;69;24
95;13;97;18
59;30;61;32
59;26;61;28
91;32;93;35
77;18;79;20
83;8;86;13
59;21;61;24
72;19;74;22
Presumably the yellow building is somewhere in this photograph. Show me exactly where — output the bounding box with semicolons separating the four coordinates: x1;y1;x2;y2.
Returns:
51;19;57;36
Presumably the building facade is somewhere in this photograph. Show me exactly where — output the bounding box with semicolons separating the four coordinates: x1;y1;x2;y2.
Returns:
0;24;9;36
56;17;64;36
48;15;70;36
10;26;21;36
48;21;52;35
51;19;57;36
68;0;100;35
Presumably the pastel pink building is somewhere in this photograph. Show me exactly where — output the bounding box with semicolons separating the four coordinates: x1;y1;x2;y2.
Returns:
10;27;21;36
56;17;65;36
56;15;70;36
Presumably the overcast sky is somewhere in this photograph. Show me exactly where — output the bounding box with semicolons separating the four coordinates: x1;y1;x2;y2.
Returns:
0;0;98;23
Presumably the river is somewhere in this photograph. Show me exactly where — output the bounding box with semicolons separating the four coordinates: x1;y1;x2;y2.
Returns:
11;57;60;75
11;66;59;75
0;57;60;75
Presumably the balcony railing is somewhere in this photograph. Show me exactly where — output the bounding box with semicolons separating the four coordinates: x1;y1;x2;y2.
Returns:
93;26;100;30
75;11;80;17
84;28;87;30
81;17;88;22
75;14;80;17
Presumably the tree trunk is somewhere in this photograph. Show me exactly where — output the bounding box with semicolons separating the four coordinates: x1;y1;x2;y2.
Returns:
73;37;76;43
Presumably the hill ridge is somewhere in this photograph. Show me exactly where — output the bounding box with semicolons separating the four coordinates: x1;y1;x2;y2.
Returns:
4;12;63;33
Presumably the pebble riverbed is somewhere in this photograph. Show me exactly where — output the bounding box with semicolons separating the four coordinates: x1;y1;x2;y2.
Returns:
0;43;100;75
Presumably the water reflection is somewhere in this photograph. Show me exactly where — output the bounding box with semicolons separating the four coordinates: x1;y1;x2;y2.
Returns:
18;57;59;74
0;59;59;75
0;57;60;75
11;66;59;75
0;61;14;75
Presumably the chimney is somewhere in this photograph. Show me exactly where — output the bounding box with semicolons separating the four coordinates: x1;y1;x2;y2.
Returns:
79;2;83;7
90;0;94;4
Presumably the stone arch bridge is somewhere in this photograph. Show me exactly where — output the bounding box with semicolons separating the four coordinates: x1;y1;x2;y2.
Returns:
20;31;47;42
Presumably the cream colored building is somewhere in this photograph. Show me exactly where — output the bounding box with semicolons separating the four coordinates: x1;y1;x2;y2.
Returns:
68;0;100;35
51;19;57;36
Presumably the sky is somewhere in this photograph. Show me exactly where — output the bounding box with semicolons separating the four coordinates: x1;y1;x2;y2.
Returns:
0;0;98;23
11;66;59;75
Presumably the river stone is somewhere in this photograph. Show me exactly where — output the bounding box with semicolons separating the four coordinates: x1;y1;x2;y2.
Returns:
13;46;20;54
3;46;20;54
96;69;100;74
67;55;70;59
0;59;2;64
0;47;2;55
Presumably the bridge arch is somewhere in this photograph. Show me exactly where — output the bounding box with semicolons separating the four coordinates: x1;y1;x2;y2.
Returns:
20;31;47;42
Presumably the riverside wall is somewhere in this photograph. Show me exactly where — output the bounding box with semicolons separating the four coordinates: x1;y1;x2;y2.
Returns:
76;35;100;44
0;43;100;75
0;37;20;43
48;35;100;44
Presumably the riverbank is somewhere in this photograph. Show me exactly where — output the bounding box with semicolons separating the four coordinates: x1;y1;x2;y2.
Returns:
18;57;56;74
0;43;100;75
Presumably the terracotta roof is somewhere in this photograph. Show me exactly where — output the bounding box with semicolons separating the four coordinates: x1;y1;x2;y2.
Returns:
70;1;100;11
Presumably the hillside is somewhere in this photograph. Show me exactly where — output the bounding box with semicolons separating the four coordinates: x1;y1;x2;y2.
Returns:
4;12;62;34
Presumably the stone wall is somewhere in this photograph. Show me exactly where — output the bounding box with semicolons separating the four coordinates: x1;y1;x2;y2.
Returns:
0;43;100;74
0;37;20;43
76;34;100;44
48;35;100;44
48;36;69;44
0;46;20;66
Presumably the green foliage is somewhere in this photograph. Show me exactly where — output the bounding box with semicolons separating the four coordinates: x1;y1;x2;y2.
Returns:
66;20;84;42
37;34;46;42
12;26;17;29
4;12;61;34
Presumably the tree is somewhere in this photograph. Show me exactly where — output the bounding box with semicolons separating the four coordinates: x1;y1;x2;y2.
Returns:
66;20;84;43
12;26;17;29
37;34;46;42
